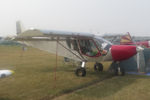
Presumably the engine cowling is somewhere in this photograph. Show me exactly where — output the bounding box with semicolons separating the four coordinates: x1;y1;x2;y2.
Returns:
111;45;137;61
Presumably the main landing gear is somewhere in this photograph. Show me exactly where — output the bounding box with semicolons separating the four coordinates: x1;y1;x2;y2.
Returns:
75;62;104;77
94;62;103;72
75;62;86;77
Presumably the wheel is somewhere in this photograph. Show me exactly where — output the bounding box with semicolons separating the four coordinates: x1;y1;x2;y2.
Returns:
94;63;103;72
120;67;125;76
75;67;86;77
114;68;119;76
110;61;119;76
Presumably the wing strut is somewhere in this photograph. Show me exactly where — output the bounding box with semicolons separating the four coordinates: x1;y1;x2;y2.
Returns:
58;41;85;61
53;38;58;88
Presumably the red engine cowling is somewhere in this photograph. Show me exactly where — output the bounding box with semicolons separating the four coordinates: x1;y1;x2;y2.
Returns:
111;45;137;61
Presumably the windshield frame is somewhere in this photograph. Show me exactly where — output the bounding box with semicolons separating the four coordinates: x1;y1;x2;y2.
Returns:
93;36;112;54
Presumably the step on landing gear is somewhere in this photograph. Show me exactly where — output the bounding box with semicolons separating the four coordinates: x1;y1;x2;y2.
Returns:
75;62;86;77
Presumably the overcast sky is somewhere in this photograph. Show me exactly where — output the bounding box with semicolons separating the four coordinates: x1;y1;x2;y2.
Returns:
0;0;150;36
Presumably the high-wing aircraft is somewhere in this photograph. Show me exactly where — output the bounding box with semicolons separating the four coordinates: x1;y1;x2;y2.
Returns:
120;32;150;48
13;21;143;76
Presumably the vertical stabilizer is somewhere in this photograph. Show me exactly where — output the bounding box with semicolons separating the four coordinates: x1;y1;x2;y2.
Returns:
16;21;24;35
120;32;133;44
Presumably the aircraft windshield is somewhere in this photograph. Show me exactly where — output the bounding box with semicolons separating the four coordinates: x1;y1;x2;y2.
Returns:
94;37;112;55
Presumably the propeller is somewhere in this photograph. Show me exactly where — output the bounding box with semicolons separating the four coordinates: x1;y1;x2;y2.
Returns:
135;44;144;72
136;52;140;71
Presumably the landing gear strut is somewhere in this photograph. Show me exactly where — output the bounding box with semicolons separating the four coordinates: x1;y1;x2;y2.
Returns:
75;62;86;77
111;61;125;76
120;67;125;76
94;62;103;72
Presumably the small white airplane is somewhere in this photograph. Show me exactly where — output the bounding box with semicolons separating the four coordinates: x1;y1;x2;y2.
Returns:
0;70;14;78
13;21;143;76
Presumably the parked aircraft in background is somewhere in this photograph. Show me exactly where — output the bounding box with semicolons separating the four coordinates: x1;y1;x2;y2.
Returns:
0;70;14;78
13;21;143;76
120;32;150;48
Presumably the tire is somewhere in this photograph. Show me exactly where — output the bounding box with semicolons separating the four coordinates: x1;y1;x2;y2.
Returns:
94;63;103;72
75;67;86;77
114;68;119;76
120;67;125;76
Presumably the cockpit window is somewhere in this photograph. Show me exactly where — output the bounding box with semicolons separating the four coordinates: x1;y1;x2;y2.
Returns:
78;39;100;57
94;37;112;55
66;38;79;51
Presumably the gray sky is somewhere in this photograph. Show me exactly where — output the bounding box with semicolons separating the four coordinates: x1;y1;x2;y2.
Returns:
0;0;150;36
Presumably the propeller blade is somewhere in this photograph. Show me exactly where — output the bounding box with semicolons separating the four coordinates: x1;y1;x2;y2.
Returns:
136;52;140;72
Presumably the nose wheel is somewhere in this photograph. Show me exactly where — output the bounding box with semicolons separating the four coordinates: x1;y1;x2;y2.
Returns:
120;67;125;76
111;61;125;76
75;62;86;77
94;62;103;72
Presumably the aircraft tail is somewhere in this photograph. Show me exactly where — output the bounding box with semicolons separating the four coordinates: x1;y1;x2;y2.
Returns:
16;21;24;35
120;32;133;45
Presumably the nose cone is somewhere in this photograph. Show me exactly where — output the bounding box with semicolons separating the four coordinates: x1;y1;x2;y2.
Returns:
111;45;137;61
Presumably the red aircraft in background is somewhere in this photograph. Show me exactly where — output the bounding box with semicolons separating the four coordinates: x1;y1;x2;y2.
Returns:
120;32;150;48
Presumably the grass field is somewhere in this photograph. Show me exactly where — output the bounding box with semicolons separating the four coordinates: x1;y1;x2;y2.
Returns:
0;46;150;100
54;75;150;100
0;46;111;100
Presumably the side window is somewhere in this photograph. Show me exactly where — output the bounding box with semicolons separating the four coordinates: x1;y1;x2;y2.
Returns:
66;39;78;51
72;40;78;51
79;39;100;57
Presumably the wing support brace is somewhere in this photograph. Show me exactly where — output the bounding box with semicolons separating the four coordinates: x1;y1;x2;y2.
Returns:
57;41;85;61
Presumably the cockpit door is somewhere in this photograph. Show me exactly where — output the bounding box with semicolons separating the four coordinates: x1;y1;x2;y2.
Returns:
78;39;101;57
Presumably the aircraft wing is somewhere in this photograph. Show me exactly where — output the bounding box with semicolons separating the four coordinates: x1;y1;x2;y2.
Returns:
14;29;94;61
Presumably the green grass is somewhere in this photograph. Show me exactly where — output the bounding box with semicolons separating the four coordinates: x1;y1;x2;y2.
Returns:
54;75;150;100
0;46;111;100
1;46;150;100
